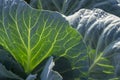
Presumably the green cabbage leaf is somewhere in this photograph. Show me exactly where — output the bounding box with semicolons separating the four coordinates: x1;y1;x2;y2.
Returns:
0;0;81;75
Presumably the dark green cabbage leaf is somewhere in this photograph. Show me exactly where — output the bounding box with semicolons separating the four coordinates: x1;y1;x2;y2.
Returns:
30;0;120;16
30;0;42;9
0;49;25;80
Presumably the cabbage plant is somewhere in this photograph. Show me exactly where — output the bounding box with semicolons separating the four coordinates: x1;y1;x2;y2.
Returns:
1;0;120;80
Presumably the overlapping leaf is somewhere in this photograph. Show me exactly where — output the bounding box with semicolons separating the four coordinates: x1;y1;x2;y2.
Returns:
66;8;120;79
0;0;81;74
0;49;25;80
30;0;42;9
30;0;120;16
40;57;63;80
0;63;23;80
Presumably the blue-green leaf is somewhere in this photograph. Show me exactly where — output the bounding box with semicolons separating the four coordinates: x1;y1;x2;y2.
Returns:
40;56;63;80
30;0;42;9
0;63;23;80
66;8;120;79
30;0;120;16
0;48;26;79
26;74;37;80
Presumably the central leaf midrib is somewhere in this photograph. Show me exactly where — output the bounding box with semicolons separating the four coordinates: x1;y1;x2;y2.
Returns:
26;27;31;73
26;9;32;73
